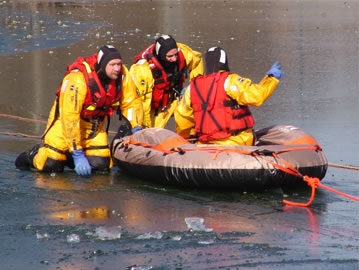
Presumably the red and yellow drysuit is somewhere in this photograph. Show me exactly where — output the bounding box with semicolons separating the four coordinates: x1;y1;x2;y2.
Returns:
130;43;203;128
174;71;279;145
33;54;143;172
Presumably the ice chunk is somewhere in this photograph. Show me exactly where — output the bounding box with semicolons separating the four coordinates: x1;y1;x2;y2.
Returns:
128;266;153;270
185;217;213;232
36;232;49;240
198;240;215;245
94;226;122;240
171;235;182;241
67;234;80;243
136;231;163;240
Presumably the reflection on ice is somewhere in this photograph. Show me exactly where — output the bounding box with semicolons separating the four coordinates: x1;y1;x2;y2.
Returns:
185;217;213;232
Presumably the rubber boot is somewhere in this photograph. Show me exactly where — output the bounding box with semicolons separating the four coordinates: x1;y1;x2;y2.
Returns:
15;144;41;170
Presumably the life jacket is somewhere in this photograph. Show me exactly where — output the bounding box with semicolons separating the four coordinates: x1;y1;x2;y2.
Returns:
190;71;255;142
56;54;122;119
134;43;187;110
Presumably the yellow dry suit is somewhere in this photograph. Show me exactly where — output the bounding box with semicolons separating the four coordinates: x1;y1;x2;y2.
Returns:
174;73;279;145
129;43;204;128
32;55;143;173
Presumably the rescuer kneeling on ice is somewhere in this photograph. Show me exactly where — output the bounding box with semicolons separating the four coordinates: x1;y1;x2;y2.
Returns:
15;45;143;176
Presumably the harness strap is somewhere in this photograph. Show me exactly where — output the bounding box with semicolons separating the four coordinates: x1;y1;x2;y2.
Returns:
43;143;109;155
43;144;68;155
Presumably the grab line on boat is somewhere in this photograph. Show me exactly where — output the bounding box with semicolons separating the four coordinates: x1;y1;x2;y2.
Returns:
1;113;359;173
124;137;359;207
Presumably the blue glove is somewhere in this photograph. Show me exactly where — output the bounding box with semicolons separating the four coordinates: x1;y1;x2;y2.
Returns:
131;126;143;134
72;150;91;176
180;86;188;96
266;61;285;79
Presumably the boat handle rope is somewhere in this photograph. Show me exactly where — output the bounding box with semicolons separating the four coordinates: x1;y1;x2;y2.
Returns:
125;137;359;207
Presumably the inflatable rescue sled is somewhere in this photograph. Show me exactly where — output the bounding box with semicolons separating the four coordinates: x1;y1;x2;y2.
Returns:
111;125;328;190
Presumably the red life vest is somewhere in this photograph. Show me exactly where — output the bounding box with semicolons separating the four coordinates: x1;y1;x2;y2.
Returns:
190;72;255;142
134;43;187;110
56;54;122;119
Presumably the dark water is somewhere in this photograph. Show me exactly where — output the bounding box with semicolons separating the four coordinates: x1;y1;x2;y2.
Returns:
0;1;358;269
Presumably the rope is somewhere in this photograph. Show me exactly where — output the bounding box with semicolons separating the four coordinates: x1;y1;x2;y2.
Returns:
0;113;47;124
0;131;41;139
123;138;359;207
2;112;359;205
328;162;359;171
0;113;117;138
256;153;359;207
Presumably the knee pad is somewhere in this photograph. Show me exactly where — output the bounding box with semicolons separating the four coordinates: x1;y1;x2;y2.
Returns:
33;146;67;172
87;155;112;172
15;144;42;170
42;158;66;173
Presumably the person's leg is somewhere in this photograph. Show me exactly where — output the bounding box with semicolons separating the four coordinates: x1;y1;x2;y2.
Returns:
15;144;42;170
32;145;67;173
84;127;112;172
32;121;68;173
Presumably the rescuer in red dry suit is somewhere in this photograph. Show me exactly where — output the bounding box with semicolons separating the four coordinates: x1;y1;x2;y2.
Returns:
174;47;285;146
15;45;143;175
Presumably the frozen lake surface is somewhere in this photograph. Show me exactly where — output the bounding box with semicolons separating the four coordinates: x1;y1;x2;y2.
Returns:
0;0;358;269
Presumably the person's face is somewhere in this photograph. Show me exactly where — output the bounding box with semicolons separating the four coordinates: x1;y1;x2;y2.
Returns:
165;48;178;63
105;59;122;80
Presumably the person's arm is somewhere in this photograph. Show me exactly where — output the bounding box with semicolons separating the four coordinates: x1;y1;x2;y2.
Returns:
58;71;87;151
174;85;195;138
129;62;154;128
120;65;144;129
58;71;91;175
177;43;204;80
225;73;279;107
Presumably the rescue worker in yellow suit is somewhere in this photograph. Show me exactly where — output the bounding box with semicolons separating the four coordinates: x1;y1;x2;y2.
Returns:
15;45;143;176
129;34;204;128
174;47;285;146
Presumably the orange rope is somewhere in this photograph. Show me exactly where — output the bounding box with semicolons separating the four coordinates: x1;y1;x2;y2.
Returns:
283;176;320;207
251;152;359;206
124;138;359;207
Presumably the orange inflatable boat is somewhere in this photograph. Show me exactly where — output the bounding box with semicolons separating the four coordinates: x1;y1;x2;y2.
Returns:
111;125;328;190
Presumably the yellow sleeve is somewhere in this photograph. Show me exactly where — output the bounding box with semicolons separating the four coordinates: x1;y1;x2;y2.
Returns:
58;71;87;152
225;74;279;107
174;86;195;138
129;61;154;128
119;65;144;128
177;43;204;80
